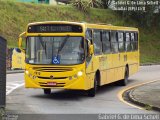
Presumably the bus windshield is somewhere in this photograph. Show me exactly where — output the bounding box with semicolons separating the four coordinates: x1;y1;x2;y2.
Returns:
26;36;85;65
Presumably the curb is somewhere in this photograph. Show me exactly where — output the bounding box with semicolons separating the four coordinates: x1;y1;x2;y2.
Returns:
7;70;24;74
140;63;160;66
127;87;160;112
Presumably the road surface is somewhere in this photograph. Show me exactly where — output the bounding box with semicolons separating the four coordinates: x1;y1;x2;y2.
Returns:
6;65;160;114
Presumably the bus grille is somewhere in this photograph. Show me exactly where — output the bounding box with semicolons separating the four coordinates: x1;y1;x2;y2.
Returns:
32;67;73;72
37;76;67;80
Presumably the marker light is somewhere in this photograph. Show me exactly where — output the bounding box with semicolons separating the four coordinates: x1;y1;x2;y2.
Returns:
69;76;72;80
33;76;36;79
77;71;83;77
29;74;32;78
74;74;78;78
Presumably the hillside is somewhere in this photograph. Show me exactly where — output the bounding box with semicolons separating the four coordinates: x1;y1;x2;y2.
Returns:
0;1;160;64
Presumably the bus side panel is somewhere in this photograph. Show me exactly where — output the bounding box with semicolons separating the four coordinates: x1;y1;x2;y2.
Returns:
98;54;115;86
86;57;98;89
127;51;139;76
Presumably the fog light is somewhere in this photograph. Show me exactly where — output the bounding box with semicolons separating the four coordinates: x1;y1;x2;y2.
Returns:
77;71;83;77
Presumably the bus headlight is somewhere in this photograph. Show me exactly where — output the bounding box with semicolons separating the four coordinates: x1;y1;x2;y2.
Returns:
77;71;83;77
25;70;29;75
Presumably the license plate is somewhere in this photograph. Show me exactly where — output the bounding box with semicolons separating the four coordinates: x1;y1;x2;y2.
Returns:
47;82;57;85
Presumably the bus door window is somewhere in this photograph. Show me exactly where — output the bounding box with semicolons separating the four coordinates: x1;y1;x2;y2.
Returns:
93;30;102;55
85;29;92;57
85;29;93;66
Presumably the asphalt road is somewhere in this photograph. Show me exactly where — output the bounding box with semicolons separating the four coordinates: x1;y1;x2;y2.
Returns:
6;65;160;115
6;73;24;95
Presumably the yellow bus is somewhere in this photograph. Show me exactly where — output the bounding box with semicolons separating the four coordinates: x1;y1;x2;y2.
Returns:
18;21;139;97
12;48;25;70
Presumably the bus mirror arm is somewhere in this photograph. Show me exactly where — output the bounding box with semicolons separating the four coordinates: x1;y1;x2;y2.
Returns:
18;32;26;53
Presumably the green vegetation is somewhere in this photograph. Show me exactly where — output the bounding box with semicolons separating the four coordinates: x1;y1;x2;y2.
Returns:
0;108;5;119
0;0;160;64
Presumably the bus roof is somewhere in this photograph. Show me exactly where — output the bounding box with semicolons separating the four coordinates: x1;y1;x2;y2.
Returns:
28;21;138;32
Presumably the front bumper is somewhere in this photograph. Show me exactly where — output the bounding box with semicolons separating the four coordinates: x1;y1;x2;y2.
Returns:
25;73;89;90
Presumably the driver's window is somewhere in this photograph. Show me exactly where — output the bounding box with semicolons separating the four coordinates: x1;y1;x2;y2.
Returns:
86;29;92;42
85;29;93;65
85;29;92;57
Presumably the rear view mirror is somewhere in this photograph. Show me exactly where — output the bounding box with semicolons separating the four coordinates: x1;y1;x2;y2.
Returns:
86;39;93;56
15;48;21;53
18;32;26;53
89;45;94;55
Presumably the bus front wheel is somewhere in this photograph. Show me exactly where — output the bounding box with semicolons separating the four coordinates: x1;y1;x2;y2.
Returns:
88;76;98;97
44;89;51;94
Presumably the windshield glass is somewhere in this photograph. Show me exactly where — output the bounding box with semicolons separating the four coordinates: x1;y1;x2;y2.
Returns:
26;36;85;65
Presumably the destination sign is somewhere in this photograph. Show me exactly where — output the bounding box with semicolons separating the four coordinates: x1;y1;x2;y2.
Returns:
27;24;83;33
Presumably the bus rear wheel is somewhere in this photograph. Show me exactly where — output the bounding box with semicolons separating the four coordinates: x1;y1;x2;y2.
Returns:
118;67;129;86
88;76;98;97
44;89;51;94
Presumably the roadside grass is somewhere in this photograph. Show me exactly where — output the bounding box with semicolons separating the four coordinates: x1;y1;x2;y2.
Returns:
0;108;5;119
0;1;126;47
0;0;160;64
140;29;160;64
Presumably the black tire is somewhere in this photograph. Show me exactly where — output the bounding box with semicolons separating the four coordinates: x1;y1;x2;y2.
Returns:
44;89;51;95
118;67;129;86
88;76;98;97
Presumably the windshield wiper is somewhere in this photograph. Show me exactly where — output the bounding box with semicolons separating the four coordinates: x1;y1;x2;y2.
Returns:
39;36;47;57
56;36;70;56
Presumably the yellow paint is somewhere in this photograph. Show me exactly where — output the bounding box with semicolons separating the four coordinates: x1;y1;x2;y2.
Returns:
118;79;160;110
19;21;139;91
12;49;25;70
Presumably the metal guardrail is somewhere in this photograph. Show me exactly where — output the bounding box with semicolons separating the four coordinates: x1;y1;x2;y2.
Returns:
0;36;6;108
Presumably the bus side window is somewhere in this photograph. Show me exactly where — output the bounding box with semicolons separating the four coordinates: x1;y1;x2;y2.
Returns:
111;31;118;53
125;32;132;52
93;30;102;55
86;29;92;42
102;31;111;54
131;32;136;51
118;32;124;52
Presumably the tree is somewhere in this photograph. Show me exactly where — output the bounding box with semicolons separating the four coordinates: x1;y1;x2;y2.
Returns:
71;0;89;13
101;0;113;9
116;0;160;28
88;0;103;8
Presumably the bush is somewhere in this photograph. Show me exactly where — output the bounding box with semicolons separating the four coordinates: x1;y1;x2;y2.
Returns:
88;0;102;8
